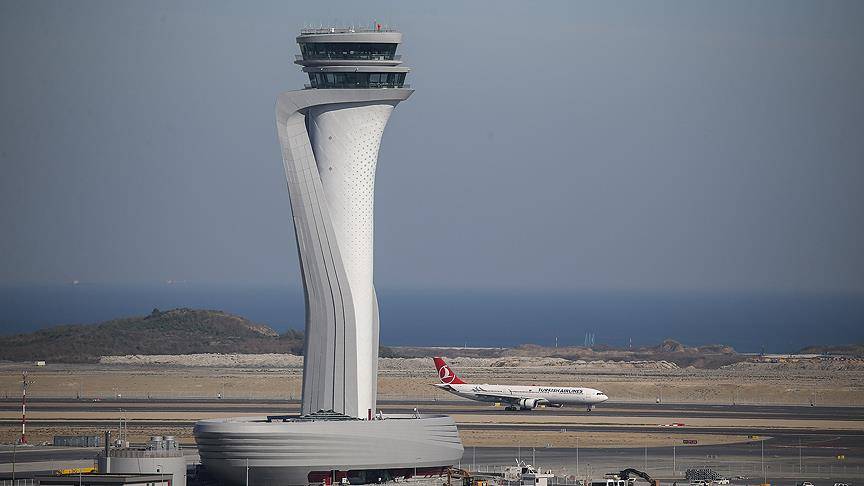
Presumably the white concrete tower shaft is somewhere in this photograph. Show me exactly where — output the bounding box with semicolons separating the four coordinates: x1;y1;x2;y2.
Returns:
308;102;395;414
277;29;411;418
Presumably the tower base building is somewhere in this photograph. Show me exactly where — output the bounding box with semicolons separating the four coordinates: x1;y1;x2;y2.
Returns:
194;413;462;485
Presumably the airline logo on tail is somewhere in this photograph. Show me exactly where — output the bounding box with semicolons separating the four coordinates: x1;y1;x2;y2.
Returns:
433;357;465;385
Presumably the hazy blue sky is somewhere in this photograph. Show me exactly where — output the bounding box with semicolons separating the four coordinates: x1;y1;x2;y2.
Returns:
1;1;862;294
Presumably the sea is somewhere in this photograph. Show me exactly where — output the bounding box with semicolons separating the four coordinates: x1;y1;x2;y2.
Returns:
0;283;862;353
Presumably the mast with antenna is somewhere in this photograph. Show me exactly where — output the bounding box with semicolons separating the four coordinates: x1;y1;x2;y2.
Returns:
21;371;32;444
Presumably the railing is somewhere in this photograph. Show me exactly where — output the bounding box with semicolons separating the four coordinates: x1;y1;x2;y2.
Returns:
109;449;184;458
304;84;410;89
295;54;401;62
300;27;398;35
0;480;36;486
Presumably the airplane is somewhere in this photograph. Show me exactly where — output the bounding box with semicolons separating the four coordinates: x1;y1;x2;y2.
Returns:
432;357;609;411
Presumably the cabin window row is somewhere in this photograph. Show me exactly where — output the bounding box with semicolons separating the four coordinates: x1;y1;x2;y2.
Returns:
308;72;406;88
300;43;397;60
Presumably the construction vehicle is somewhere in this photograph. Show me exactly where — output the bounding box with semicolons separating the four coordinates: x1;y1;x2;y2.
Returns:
591;469;658;486
447;467;498;486
685;467;730;485
55;466;97;475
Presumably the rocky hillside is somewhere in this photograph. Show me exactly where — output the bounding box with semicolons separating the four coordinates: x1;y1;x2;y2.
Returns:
387;339;744;369
0;308;304;363
797;343;864;356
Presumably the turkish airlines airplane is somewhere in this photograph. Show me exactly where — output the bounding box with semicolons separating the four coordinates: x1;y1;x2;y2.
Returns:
432;357;609;411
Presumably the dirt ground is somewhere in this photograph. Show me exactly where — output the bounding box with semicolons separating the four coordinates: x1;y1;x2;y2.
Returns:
1;359;860;406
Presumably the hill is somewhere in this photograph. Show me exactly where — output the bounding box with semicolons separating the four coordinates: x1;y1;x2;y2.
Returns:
386;339;743;369
797;343;864;356
0;308;304;363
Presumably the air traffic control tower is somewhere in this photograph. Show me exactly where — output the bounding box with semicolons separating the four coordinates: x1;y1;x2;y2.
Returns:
279;27;411;419
194;28;463;485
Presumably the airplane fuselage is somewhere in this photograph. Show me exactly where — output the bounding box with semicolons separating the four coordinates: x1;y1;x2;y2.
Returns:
431;357;609;410
436;383;608;408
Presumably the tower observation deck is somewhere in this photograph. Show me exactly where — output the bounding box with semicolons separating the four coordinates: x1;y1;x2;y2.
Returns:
296;28;409;89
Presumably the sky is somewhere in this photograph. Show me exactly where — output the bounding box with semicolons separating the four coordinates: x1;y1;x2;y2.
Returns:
1;1;862;295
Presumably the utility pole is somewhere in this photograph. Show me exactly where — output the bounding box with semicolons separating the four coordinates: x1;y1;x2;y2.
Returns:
246;458;249;486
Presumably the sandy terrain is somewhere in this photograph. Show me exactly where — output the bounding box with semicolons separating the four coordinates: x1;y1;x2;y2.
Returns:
99;354;681;371
1;354;862;406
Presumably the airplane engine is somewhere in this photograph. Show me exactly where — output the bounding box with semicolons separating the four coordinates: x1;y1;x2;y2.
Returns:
518;398;540;410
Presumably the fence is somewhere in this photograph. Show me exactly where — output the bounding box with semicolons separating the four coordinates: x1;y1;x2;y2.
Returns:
0;480;36;486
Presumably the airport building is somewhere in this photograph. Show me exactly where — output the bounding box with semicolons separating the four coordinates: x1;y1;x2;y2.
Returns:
194;27;463;485
98;435;186;486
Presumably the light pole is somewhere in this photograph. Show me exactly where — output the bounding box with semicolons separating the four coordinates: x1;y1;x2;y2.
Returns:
576;436;579;478
644;442;647;472
761;439;766;484
672;445;676;476
799;437;802;473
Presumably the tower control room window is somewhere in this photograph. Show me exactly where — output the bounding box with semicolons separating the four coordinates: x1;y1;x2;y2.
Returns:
307;72;406;89
300;43;397;60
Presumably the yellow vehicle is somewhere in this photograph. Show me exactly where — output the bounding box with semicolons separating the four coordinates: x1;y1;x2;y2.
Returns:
55;466;97;475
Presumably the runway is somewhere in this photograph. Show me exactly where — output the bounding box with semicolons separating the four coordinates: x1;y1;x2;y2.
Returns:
1;398;862;421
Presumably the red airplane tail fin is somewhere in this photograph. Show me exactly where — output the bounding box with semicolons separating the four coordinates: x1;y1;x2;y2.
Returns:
433;357;465;385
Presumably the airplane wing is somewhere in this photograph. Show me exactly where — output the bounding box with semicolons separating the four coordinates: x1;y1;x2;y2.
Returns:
473;391;550;406
432;384;550;407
